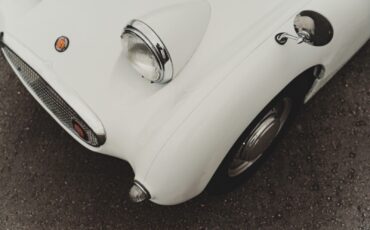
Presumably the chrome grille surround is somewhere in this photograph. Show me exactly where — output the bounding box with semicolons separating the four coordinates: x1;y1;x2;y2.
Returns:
1;45;106;147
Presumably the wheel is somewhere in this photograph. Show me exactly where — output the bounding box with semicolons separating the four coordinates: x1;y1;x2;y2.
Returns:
227;97;292;178
207;79;310;194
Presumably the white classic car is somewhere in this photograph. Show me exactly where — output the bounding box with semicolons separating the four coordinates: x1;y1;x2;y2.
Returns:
0;0;369;205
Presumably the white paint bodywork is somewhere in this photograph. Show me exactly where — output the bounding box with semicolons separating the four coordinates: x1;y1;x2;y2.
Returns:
0;0;369;205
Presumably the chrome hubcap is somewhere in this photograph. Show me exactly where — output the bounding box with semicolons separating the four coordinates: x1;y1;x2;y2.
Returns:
228;98;292;177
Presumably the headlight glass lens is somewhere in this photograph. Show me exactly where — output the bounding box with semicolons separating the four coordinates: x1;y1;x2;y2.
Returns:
122;20;173;84
122;32;162;82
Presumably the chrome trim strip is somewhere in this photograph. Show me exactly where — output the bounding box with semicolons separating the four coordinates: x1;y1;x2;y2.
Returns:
122;20;174;84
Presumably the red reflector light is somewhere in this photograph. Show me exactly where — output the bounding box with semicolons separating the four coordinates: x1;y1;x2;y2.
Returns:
72;120;87;141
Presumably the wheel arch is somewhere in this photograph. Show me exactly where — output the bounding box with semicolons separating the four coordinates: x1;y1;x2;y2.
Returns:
137;61;324;205
205;64;323;193
285;64;324;102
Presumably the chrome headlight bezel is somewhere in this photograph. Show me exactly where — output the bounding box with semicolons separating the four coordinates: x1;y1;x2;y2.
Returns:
122;20;174;84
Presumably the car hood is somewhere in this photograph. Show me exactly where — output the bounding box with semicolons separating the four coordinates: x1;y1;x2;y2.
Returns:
4;0;311;83
2;0;311;159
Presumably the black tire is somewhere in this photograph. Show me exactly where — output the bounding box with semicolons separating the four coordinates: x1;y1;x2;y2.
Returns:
206;75;313;194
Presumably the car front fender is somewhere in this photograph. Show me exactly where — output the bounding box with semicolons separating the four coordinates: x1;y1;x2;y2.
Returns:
136;0;370;205
135;33;322;205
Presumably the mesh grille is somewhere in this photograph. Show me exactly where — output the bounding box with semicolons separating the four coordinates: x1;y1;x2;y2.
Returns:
2;46;104;147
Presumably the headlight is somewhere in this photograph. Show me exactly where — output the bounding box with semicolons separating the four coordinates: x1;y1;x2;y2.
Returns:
122;20;173;84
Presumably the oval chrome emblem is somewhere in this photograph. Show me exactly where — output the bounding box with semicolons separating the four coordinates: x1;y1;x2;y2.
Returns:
55;36;69;52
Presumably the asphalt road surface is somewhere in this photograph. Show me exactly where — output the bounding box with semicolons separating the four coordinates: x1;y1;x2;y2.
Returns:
0;42;369;230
